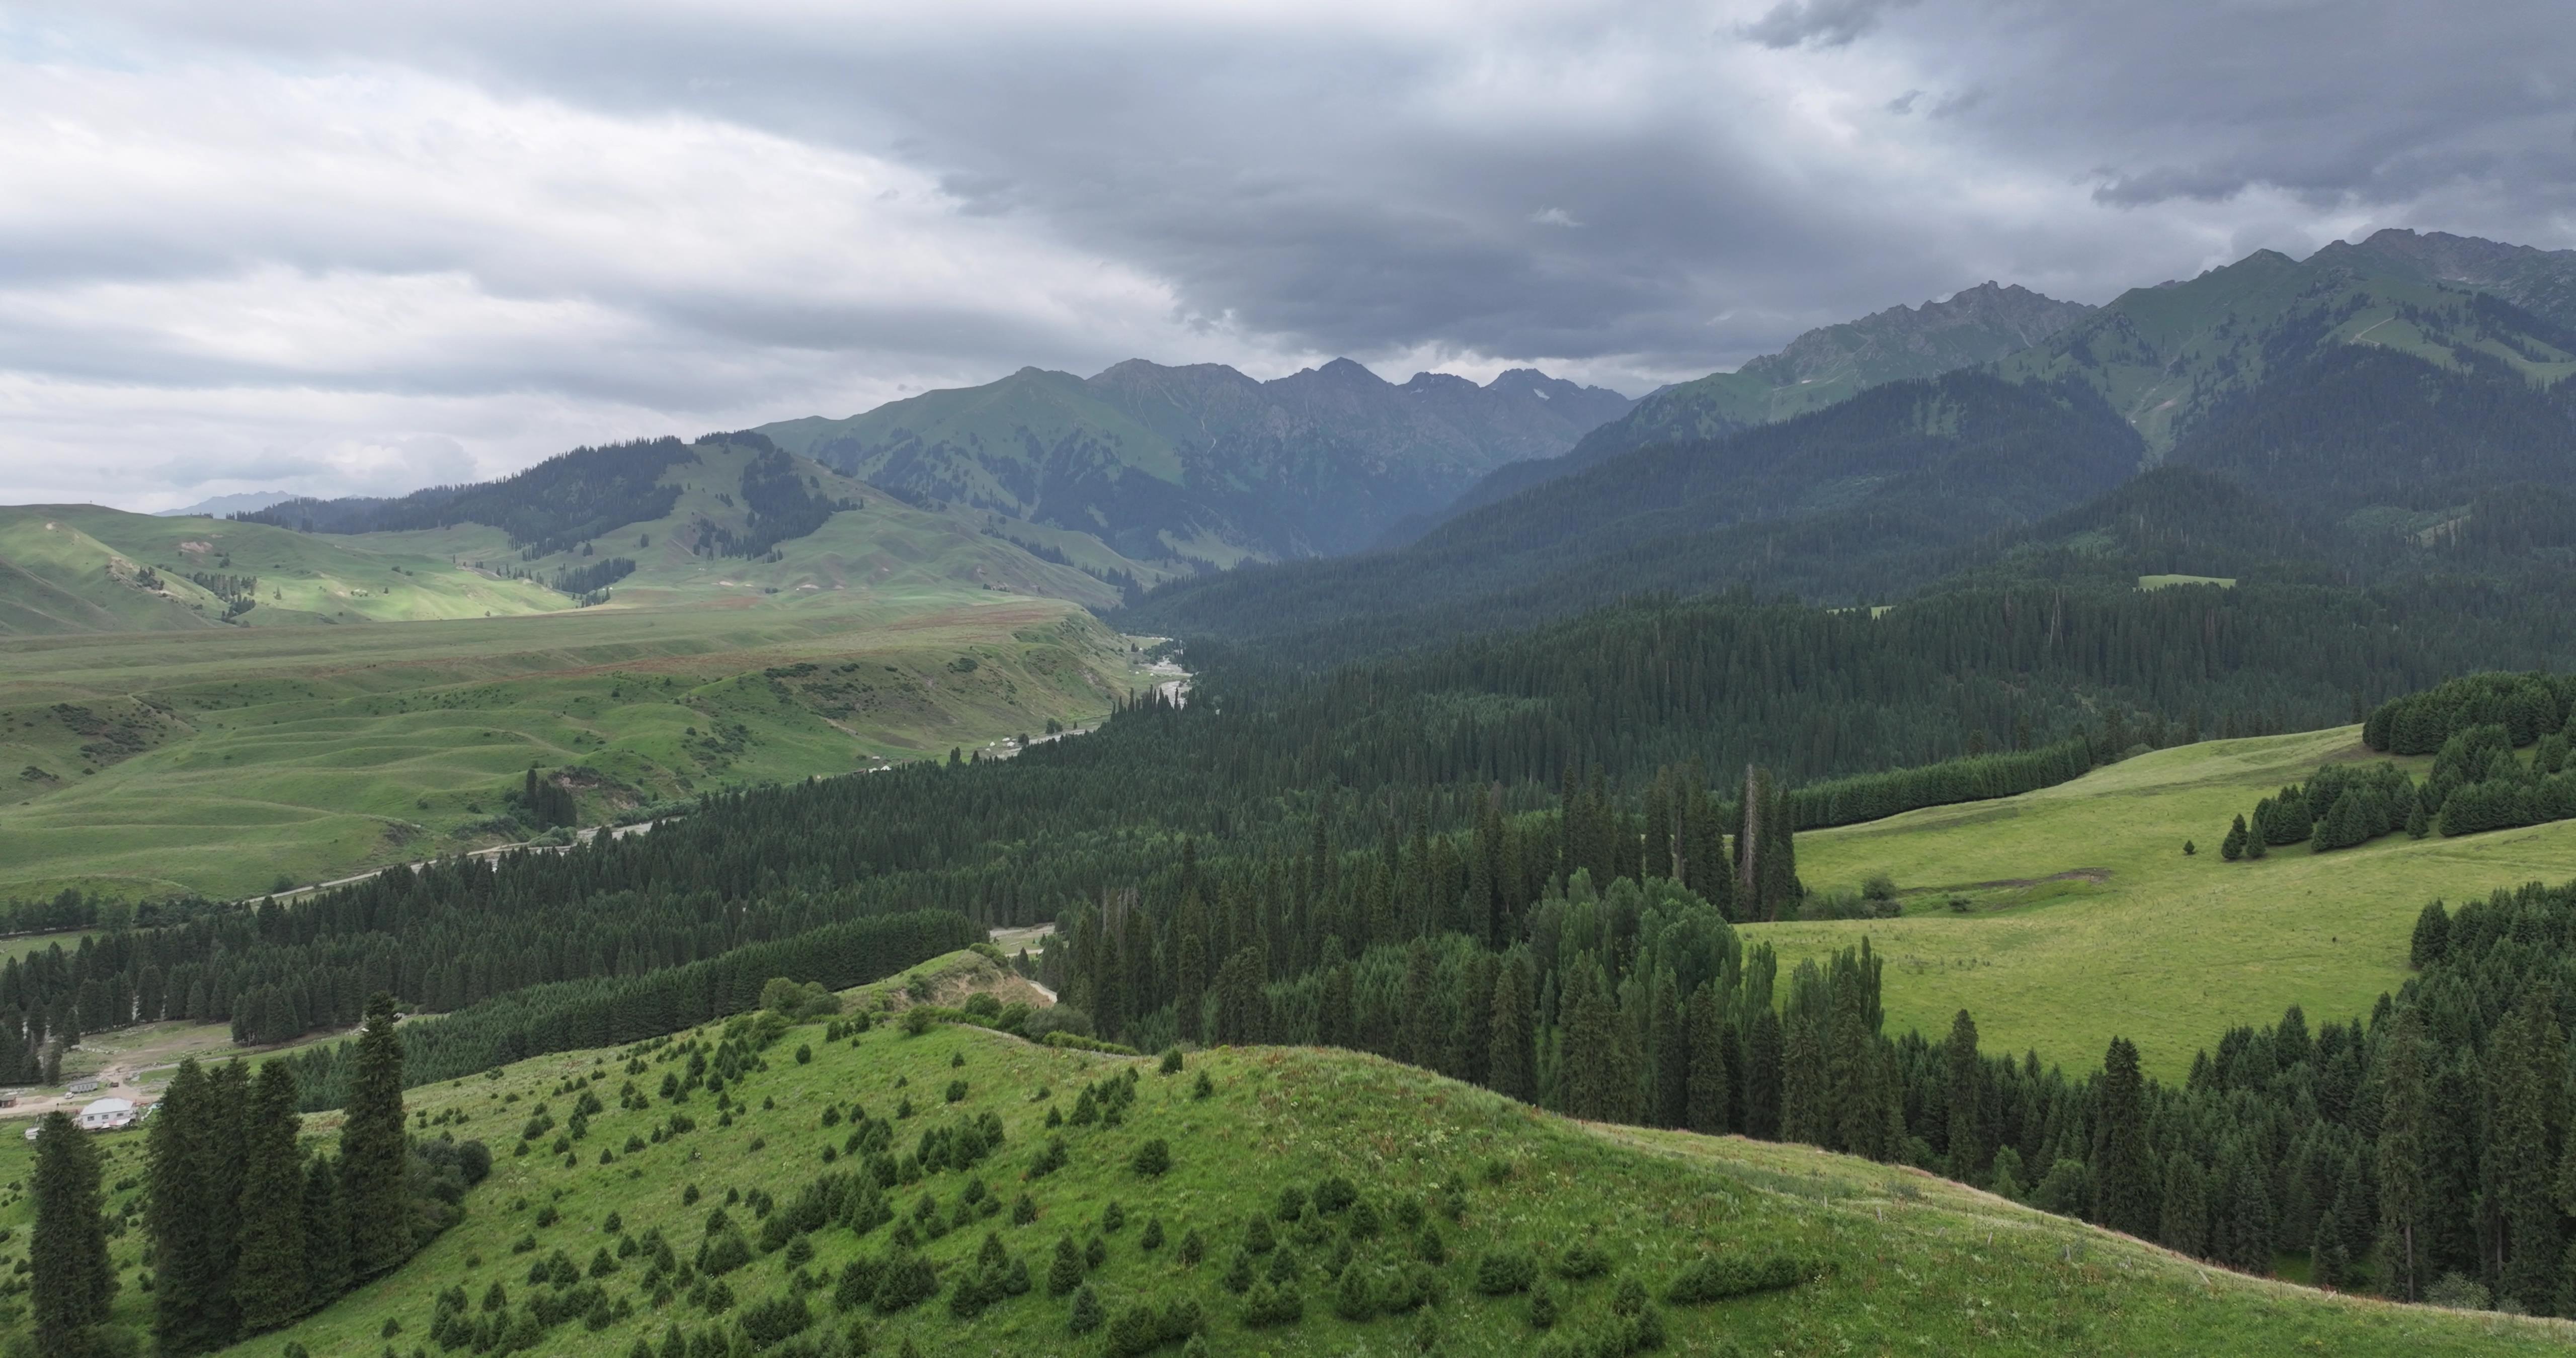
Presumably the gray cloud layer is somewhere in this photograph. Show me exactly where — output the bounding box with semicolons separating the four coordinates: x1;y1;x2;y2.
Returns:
2;0;2570;506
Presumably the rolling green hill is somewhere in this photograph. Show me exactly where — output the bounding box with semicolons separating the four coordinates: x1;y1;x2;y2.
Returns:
0;594;1152;902
1757;725;2576;1080
0;506;571;634
3;950;2559;1357
0;440;1183;901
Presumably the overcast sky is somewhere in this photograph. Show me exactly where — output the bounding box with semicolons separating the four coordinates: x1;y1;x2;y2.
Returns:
4;1;2571;509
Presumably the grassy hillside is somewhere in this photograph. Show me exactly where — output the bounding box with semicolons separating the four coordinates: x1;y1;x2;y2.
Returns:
0;445;1187;901
1756;725;2576;1079
0;951;2558;1357
0;595;1154;902
0;506;570;633
2000;247;2576;457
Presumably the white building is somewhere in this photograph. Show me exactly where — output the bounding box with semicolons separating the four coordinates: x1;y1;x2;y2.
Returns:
76;1097;139;1130
21;1096;152;1139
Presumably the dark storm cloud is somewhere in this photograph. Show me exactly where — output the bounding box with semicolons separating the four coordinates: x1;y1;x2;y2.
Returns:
4;0;2573;506
1742;0;1923;49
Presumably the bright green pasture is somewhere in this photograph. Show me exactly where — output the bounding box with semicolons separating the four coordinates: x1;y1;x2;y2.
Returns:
1753;727;2576;1078
0;594;1149;902
0;952;2559;1355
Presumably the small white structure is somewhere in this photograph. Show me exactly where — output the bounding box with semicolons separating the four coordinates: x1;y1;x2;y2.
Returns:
17;1097;154;1140
77;1097;139;1130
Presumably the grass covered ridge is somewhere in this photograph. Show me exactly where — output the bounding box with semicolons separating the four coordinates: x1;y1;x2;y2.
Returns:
0;952;2559;1356
1759;724;2576;1078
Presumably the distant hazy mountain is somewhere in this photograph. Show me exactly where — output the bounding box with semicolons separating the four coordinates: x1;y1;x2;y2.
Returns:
1133;229;2576;653
155;490;295;518
1408;282;2094;536
757;359;1633;564
1128;370;2143;647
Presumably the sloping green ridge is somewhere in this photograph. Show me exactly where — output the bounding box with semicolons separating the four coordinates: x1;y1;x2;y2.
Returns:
2;959;2553;1356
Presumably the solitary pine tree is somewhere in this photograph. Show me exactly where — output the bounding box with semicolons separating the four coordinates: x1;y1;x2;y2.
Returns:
234;1062;309;1332
341;991;412;1278
33;1111;116;1356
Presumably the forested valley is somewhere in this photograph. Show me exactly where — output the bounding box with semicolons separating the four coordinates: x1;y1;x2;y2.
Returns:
13;569;2576;1323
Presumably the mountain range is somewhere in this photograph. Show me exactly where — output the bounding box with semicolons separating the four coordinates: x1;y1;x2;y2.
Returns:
1128;228;2576;655
757;359;1632;564
1395;280;2098;538
91;226;2576;654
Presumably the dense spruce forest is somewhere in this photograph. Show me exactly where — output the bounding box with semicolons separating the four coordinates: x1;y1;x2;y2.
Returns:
11;577;2570;1096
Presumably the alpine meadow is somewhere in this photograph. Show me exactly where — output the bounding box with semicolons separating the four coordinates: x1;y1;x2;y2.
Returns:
10;7;2576;1355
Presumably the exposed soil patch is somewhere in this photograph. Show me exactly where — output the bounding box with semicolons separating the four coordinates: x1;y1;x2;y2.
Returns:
1899;868;2112;895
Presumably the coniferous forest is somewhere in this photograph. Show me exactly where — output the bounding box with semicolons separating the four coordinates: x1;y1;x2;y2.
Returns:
25;579;2576;1335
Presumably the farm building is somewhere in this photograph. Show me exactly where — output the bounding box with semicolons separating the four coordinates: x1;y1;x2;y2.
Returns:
20;1097;150;1140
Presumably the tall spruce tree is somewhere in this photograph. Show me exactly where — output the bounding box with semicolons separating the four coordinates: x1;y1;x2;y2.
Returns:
234;1061;310;1332
2157;1154;2210;1259
149;1058;232;1355
1825;962;1880;1157
302;1153;354;1306
2485;991;2562;1311
2090;1038;2157;1238
1172;892;1208;1043
2376;1008;2431;1300
1944;1010;1983;1180
1741;1006;1785;1140
1684;983;1730;1135
1486;953;1536;1102
32;1111;116;1357
1648;969;1689;1129
341;991;411;1278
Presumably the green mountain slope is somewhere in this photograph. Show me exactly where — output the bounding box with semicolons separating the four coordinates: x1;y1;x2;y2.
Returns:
0;505;570;634
6;954;2555;1356
1419;282;2096;531
761;359;1634;564
0;440;1177;899
2336;227;2576;331
1128;370;2142;646
2000;244;2576;457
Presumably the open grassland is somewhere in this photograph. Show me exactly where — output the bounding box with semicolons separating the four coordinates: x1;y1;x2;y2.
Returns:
0;950;2558;1357
0;505;570;633
0;593;1154;902
1753;726;2576;1079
